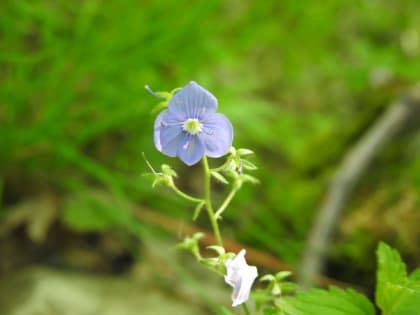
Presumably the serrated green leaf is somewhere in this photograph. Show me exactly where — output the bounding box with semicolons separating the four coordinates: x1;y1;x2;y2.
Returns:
277;287;375;315
377;242;407;286
375;242;420;315
211;171;229;184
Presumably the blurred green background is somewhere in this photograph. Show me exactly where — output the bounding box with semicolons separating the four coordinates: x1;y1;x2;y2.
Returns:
1;0;419;313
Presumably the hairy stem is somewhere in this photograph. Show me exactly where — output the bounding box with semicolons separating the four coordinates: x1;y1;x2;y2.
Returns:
170;183;204;203
202;156;223;247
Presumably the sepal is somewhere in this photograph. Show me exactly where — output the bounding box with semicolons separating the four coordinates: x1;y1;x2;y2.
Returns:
177;232;204;259
211;171;229;184
145;84;182;113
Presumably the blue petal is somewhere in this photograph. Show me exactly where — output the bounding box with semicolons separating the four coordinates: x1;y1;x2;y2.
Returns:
200;113;233;158
169;81;217;119
153;110;167;152
177;134;205;166
155;111;184;157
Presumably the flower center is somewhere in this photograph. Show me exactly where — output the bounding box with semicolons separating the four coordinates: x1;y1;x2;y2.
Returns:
183;118;202;135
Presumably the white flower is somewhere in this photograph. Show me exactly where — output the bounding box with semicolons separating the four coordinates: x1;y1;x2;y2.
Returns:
224;249;258;307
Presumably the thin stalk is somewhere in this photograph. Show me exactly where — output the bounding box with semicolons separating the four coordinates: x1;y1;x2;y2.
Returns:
170;183;204;203
202;156;223;246
0;178;3;215
242;303;251;315
215;185;239;219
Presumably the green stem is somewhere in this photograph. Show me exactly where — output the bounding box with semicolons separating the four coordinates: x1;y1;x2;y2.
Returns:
202;156;223;247
242;303;251;315
215;184;239;220
170;183;204;203
0;177;3;215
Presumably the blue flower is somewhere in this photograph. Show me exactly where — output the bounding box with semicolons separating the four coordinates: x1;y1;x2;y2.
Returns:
154;81;233;166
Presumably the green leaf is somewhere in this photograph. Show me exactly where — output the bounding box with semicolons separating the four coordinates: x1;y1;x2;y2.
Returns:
377;242;407;287
376;242;407;313
376;242;420;315
277;287;375;315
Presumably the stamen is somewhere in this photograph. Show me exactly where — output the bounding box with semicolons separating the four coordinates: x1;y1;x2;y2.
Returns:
183;118;202;135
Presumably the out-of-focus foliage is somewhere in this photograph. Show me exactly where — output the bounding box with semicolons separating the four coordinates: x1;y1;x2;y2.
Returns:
1;0;419;285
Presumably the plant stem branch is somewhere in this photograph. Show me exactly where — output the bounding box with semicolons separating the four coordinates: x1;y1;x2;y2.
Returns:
215;185;239;219
170;183;204;203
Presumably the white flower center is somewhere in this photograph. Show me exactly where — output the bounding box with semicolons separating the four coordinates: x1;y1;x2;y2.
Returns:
183;118;202;135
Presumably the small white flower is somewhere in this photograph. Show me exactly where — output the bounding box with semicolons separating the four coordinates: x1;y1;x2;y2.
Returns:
224;249;258;307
